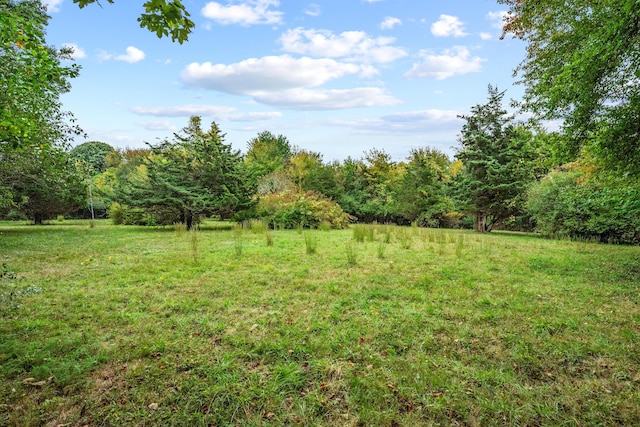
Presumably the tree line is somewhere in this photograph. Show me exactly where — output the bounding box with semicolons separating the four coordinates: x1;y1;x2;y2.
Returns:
2;0;640;243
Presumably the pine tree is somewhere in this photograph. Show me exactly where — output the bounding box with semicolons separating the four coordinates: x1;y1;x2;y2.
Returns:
454;86;538;232
119;116;254;228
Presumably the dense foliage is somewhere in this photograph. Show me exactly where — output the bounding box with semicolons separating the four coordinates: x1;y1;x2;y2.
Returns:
70;141;117;175
499;0;640;173
0;145;86;223
0;0;84;222
254;190;354;229
0;0;81;151
112;117;254;229
454;86;542;232
527;165;640;244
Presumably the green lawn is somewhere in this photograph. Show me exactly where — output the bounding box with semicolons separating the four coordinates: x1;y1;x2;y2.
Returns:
1;220;640;426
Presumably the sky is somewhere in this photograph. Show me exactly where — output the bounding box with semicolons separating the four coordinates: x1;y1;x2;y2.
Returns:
43;0;527;162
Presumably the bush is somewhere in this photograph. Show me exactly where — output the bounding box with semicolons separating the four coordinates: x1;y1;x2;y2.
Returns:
527;167;640;244
253;190;354;229
108;202;165;226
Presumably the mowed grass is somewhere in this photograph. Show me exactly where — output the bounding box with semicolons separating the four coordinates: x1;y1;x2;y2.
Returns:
1;220;640;426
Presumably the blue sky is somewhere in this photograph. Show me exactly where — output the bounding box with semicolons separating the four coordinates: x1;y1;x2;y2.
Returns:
43;0;526;161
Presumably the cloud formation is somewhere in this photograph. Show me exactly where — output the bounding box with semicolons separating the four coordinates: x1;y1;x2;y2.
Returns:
131;104;282;122
251;87;400;110
486;11;508;29
327;109;462;134
405;46;484;80
431;14;467;37
135;120;178;131
201;0;283;25
280;28;406;63
181;55;376;93
304;3;321;17
380;16;402;30
99;46;145;63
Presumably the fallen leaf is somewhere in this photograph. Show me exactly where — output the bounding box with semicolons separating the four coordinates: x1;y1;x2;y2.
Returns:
148;403;159;410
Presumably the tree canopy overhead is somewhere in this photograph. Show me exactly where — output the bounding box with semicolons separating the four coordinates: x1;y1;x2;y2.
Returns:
498;0;640;171
73;0;194;44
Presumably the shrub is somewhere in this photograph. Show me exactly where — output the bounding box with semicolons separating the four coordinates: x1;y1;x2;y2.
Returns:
108;202;124;225
253;190;354;230
527;166;640;244
108;202;164;226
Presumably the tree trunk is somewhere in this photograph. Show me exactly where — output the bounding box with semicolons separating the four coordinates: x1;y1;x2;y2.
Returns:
34;212;44;225
475;214;487;233
185;211;193;230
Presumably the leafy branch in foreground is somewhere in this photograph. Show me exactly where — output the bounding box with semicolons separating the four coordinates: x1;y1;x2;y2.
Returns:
73;0;194;44
498;0;640;172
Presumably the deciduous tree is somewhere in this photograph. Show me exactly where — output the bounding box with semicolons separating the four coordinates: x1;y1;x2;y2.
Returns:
0;0;81;151
499;0;640;172
0;145;86;223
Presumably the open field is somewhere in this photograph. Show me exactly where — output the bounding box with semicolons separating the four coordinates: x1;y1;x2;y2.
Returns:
1;220;640;426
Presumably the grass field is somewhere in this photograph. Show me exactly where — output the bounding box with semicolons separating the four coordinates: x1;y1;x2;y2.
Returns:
1;219;640;426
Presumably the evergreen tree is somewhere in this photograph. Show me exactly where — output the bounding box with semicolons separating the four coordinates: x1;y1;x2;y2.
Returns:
454;86;539;232
118;116;254;229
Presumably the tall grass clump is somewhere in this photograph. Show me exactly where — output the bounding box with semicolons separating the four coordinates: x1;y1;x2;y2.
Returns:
173;221;187;236
304;233;318;254
190;227;199;265
247;219;268;234
265;230;274;246
233;224;244;257
377;242;386;259
397;229;412;249
319;221;332;232
455;234;464;258
352;224;366;242
345;242;357;266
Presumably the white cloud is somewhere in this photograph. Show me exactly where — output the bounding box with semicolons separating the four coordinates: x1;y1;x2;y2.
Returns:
131;105;237;117
480;32;493;40
280;28;406;63
62;43;86;60
201;0;283;26
117;46;145;63
135;120;179;131
327;109;462;133
487;11;508;29
431;14;467;38
228;111;283;121
100;46;145;63
382;109;460;124
305;3;321;17
181;55;376;93
131;104;282;122
380;16;402;30
404;46;484;80
252;87;400;110
43;0;62;13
